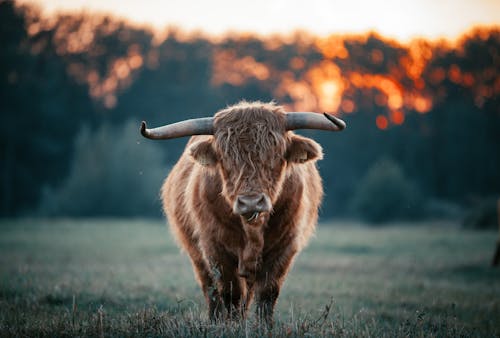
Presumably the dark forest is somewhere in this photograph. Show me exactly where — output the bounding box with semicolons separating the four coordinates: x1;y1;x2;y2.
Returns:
1;0;499;223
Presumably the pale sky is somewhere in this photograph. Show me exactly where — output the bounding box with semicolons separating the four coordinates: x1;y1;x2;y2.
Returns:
24;0;500;41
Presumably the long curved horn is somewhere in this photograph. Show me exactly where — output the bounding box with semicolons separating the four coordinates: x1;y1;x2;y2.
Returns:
140;117;214;140
286;112;346;131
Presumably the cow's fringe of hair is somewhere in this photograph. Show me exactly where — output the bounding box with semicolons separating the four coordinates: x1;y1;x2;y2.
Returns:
213;101;288;184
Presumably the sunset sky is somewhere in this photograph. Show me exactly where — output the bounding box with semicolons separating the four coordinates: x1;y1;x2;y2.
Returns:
23;0;500;41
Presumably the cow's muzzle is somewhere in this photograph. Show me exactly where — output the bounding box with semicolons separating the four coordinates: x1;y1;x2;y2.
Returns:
234;193;271;222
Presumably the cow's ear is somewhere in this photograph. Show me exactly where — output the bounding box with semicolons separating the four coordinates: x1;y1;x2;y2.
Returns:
286;135;323;163
189;139;218;167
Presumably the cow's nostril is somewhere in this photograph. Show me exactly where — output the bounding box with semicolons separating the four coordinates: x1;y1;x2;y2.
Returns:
234;193;271;215
256;195;267;208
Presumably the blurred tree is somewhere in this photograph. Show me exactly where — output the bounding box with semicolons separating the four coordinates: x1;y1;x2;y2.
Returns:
0;0;26;215
350;158;423;223
0;1;93;216
1;0;499;219
38;120;167;217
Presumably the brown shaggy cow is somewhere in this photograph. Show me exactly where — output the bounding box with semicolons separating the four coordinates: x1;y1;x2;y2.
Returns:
141;101;345;323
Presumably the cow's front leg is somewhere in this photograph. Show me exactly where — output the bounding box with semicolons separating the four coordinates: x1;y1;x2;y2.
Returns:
205;247;244;320
172;227;223;321
254;246;297;325
239;277;255;318
192;259;222;321
255;280;281;325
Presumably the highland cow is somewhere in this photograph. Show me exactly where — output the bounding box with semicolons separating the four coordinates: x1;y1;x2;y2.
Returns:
140;101;345;323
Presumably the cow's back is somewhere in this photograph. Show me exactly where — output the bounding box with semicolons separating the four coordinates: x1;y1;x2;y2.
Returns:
289;162;323;250
161;137;206;251
262;161;323;260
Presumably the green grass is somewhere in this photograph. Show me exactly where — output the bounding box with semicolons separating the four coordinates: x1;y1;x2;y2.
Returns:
0;219;499;337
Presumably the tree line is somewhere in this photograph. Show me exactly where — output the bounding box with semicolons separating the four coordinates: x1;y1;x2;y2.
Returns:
1;0;499;222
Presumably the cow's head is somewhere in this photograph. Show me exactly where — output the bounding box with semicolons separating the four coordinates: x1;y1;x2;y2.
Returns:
141;102;346;225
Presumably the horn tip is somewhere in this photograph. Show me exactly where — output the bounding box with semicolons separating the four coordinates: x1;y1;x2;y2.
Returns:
323;113;346;130
140;121;147;136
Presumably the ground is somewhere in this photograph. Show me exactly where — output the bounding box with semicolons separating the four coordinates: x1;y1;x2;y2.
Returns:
0;219;499;337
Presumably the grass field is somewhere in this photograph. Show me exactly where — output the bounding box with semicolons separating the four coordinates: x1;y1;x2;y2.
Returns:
0;219;499;337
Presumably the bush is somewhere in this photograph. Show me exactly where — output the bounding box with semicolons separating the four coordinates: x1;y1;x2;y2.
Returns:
350;158;423;223
38;120;168;217
423;198;463;220
462;197;500;230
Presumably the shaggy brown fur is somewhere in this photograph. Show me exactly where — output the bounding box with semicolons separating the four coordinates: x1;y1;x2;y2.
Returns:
161;101;324;323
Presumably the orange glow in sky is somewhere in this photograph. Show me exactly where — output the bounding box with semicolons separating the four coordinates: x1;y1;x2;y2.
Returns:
23;0;500;41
